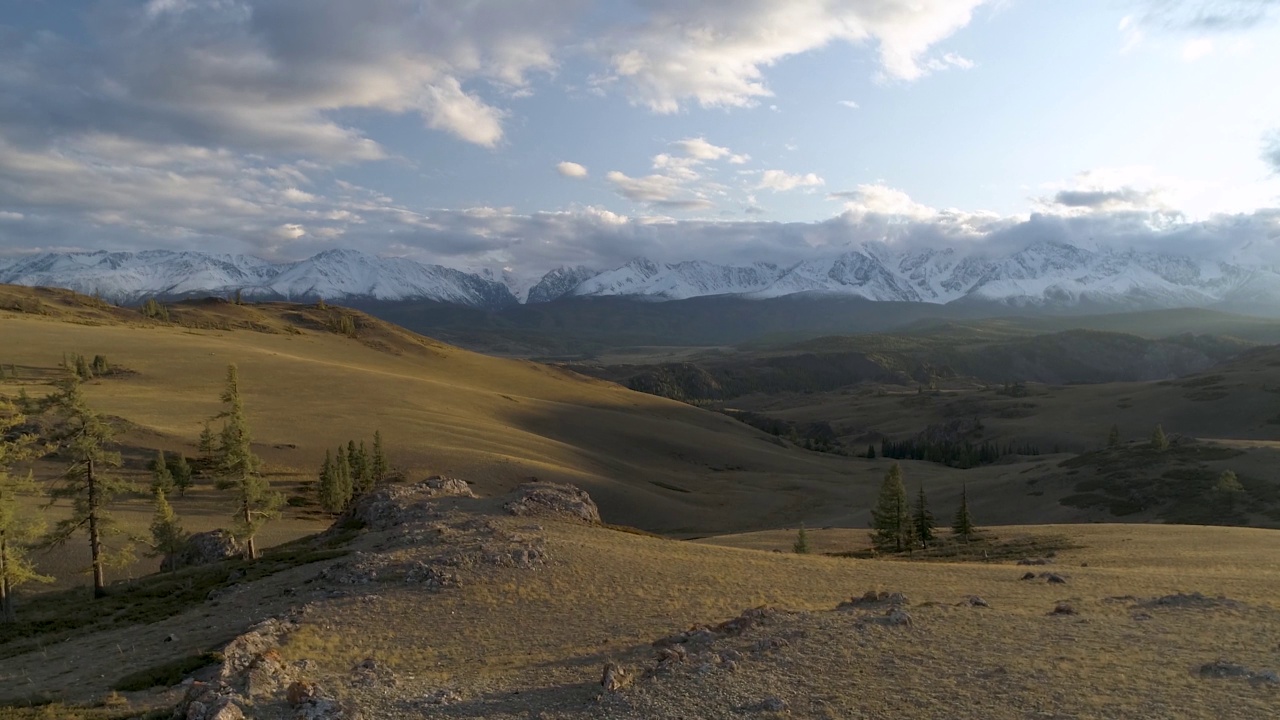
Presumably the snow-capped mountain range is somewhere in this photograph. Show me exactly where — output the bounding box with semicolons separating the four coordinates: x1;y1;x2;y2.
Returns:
3;244;1280;312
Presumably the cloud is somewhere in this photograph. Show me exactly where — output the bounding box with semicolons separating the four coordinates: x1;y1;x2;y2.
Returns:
1137;0;1280;31
1052;187;1162;210
605;170;685;202
829;184;937;219
757;170;825;192
0;2;582;158
838;100;860;109
1265;131;1280;173
1182;37;1215;59
597;0;991;112
557;161;589;178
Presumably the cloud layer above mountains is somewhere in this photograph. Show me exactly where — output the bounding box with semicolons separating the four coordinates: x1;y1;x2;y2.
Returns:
0;1;1277;276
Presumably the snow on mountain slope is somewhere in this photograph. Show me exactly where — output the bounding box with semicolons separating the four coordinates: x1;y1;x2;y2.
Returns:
6;242;1280;312
527;266;598;304
571;259;785;300
0;249;517;308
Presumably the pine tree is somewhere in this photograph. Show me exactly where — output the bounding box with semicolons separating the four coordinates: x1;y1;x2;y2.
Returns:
952;484;977;542
793;523;810;554
148;489;188;570
91;355;109;376
1150;424;1168;451
318;449;349;514
1;398;52;622
44;377;136;598
74;353;93;380
371;430;387;484
866;444;876;459
870;463;913;553
348;439;370;495
150;449;174;495
335;446;353;506
213;365;280;560
198;421;216;458
913;485;936;548
170;454;193;497
1107;425;1121;448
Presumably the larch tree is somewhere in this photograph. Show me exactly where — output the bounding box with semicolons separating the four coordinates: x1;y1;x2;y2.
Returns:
1;398;52;622
170;454;193;497
1151;424;1168;451
44;377;136;598
318;448;350;514
148;489;188;570
793;523;810;554
335;446;353;505
150;449;174;495
213;364;281;560
870;463;913;554
913;485;936;548
371;430;388;485
198;421;216;459
952;484;977;542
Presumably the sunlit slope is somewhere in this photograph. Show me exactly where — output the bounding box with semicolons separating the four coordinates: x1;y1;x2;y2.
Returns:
0;288;862;534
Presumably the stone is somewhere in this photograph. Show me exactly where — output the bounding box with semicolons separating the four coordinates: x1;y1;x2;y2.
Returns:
1020;572;1037;581
287;680;320;706
424;475;476;498
422;689;463;706
761;696;789;712
1044;573;1067;584
963;596;989;608
885;608;913;627
601;662;632;692
163;530;246;571
1049;602;1077;616
504;482;601;524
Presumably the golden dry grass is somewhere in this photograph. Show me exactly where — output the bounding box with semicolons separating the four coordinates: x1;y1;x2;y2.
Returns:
274;519;1280;719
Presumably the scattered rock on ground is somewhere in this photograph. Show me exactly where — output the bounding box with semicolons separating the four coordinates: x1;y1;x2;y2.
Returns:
837;590;909;610
962;596;990;608
504;481;601;524
1198;660;1280;684
1043;573;1067;584
1142;592;1245;610
760;696;789;712
1020;572;1037;581
601;662;633;692
1049;602;1077;616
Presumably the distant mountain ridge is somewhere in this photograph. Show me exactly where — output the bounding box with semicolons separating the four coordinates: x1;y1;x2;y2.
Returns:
3;243;1280;312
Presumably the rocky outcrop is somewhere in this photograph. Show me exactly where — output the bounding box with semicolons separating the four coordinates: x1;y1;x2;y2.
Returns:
504;482;601;524
163;530;245;571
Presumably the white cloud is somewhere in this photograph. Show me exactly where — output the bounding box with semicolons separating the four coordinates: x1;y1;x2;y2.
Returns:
1182;37;1215;60
598;0;991;112
829;184;937;219
557;161;589;179
605;170;683;202
0;211;23;221
757;170;825;192
837;100;860;109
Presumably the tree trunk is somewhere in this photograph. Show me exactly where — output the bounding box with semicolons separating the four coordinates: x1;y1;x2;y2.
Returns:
88;456;106;599
0;533;13;624
243;501;257;560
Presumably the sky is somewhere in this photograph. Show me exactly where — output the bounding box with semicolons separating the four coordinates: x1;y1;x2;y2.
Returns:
0;0;1278;276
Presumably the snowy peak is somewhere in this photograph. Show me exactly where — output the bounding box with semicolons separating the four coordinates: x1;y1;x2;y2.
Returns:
0;250;517;308
571;258;785;300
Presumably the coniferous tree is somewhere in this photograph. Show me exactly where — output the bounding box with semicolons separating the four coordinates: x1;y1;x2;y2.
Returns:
1108;425;1121;448
952;484;977;542
15;388;31;414
318;448;349;514
1150;424;1168;451
213;364;280;560
148;489;188;570
44;377;136;598
913;485;936;548
870;463;913;553
74;354;93;381
1;398;51;622
793;523;810;554
335;446;353;506
91;355;109;376
866;444;876;459
198;421;216;459
371;430;387;484
150;449;174;495
170;454;193;497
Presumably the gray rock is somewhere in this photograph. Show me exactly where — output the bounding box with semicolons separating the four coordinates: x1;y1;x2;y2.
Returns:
504;482;601;524
163;530;245;571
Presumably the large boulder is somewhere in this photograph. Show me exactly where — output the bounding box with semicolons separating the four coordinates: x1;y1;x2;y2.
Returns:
504;482;601;524
163;530;245;571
